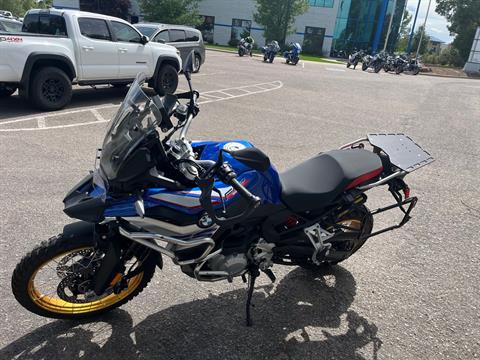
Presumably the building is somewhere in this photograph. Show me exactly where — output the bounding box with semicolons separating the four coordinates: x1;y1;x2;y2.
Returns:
332;0;407;54
52;0;141;22
464;26;480;75
198;0;339;56
428;35;444;55
198;0;406;55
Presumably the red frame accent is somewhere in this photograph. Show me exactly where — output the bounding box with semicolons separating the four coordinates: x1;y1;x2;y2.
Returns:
345;167;383;190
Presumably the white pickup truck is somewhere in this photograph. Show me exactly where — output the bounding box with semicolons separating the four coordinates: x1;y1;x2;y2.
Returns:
0;9;182;110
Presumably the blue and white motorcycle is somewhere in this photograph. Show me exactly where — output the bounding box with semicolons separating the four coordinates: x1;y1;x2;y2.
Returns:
261;40;281;63
12;52;434;325
284;42;302;65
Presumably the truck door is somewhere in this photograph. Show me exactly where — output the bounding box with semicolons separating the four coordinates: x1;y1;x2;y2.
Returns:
77;17;119;80
110;21;152;79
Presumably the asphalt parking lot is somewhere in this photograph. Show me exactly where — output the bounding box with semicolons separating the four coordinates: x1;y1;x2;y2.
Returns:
1;50;479;360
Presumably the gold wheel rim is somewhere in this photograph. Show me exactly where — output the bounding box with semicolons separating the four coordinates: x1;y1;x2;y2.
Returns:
27;247;144;315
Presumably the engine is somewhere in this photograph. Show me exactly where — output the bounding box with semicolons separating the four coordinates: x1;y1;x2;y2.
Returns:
207;253;248;277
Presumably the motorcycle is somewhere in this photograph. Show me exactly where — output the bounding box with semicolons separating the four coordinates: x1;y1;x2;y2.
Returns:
238;38;253;57
284;42;302;66
362;52;387;73
383;54;396;72
261;40;280;63
395;55;421;75
12;51;434;326
346;50;365;69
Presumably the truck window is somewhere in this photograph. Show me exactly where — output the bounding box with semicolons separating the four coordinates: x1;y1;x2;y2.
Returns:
22;13;68;36
185;30;199;42
78;18;111;41
111;21;141;43
169;29;185;43
154;30;169;43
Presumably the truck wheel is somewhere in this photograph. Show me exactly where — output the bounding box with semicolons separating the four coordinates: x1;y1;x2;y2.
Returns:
30;67;72;111
154;64;178;96
193;54;201;73
0;83;17;98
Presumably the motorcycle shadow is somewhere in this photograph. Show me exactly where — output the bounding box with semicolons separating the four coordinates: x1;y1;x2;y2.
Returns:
0;266;382;360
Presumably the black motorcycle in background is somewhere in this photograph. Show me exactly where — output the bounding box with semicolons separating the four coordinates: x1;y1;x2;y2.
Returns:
261;41;281;63
238;38;253;57
395;55;421;75
347;50;365;70
362;52;387;73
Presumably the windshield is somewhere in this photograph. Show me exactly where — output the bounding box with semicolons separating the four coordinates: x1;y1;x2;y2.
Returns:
100;73;163;181
135;26;157;38
1;19;22;32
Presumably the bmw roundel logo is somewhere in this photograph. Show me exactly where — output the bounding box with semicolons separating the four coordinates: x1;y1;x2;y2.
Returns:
223;142;246;152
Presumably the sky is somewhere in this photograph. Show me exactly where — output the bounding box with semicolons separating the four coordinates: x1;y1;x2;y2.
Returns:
406;0;454;43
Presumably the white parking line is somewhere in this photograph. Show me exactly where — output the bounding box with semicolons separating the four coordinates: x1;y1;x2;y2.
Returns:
37;117;46;128
0;81;283;132
325;67;346;72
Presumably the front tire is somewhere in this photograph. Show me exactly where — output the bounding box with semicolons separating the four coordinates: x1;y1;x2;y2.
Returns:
362;63;368;71
12;233;156;319
154;64;178;96
30;67;72;111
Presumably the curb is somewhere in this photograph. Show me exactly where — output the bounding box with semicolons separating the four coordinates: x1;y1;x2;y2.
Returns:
205;47;345;65
419;72;479;80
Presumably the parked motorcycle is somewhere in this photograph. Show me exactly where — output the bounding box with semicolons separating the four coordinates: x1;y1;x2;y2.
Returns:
383;55;396;72
284;42;302;65
362;52;387;73
395;55;421;75
238;38;253;57
261;40;280;63
346;50;365;69
11;51;434;326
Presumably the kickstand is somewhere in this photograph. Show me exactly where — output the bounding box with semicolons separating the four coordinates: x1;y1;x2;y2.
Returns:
245;267;259;327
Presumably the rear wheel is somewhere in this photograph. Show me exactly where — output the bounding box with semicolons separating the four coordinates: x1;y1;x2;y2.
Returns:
12;233;156;319
154;64;178;96
193;54;201;73
412;67;420;75
374;64;382;73
0;83;17;97
299;205;373;270
30;67;72;111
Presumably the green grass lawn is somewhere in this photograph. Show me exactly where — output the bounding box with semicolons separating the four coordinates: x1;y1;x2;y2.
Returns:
205;44;344;64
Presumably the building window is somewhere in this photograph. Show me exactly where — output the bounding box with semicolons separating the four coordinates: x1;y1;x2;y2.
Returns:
309;0;334;7
230;18;251;46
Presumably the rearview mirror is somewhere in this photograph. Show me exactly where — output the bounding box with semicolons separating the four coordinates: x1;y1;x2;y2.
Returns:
141;35;149;45
226;147;271;172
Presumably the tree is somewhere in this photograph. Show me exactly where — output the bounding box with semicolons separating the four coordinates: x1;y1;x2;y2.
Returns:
412;25;431;55
436;0;480;63
0;0;38;17
141;0;202;26
399;9;412;37
253;0;309;46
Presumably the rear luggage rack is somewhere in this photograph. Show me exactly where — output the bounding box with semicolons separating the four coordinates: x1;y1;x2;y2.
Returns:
340;133;435;173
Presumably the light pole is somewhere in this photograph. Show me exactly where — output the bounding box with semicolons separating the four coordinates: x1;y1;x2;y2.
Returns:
406;0;422;55
416;0;433;58
383;0;398;52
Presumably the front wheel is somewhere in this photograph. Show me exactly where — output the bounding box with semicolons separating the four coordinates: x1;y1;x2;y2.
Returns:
269;53;275;63
412;67;420;75
11;233;156;319
193;54;201;73
374;64;382;73
154;64;178;96
238;48;244;57
346;62;351;68
362;63;368;71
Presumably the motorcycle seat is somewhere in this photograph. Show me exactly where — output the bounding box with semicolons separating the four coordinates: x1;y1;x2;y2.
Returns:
280;149;383;212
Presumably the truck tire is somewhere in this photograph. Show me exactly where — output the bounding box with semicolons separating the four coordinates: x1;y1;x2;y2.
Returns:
30;67;72;111
0;83;17;98
154;64;178;96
